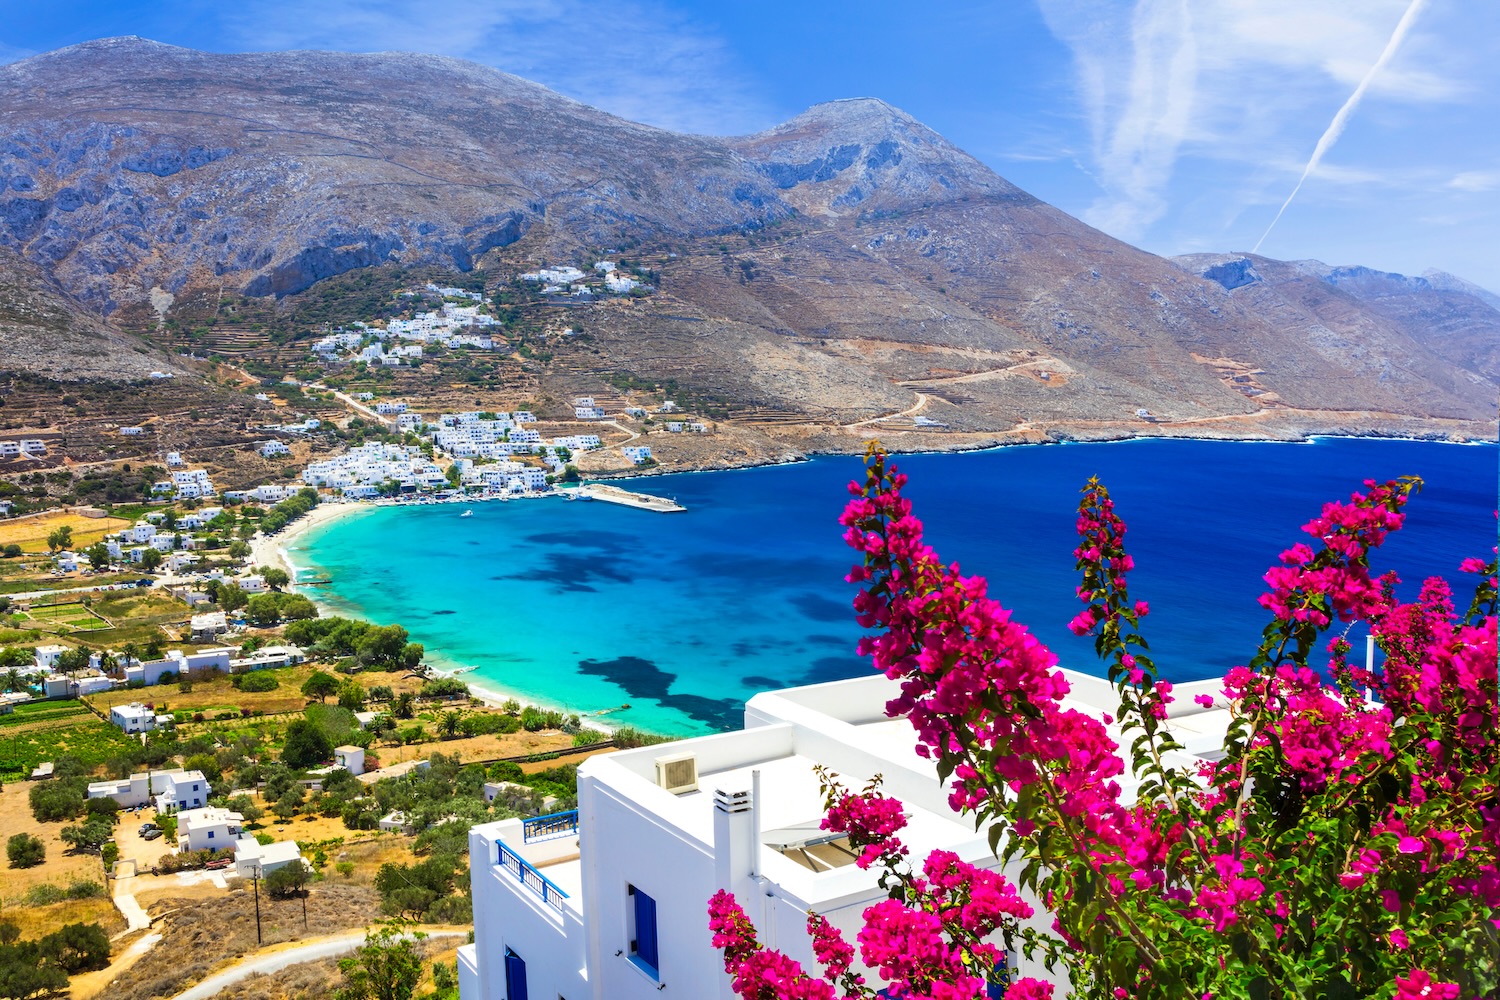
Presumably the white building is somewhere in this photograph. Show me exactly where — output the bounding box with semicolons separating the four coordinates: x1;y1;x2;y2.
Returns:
459;670;1229;1000
177;807;243;852
190;611;230;642
166;452;184;467
34;644;69;670
234;838;307;879
334;746;366;776
622;446;653;465
88;768;211;812
109;702;162;734
375;401;409;415
260;440;292;458
120;426;144;436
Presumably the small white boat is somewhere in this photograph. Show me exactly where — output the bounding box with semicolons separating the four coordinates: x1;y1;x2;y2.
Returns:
460;509;474;518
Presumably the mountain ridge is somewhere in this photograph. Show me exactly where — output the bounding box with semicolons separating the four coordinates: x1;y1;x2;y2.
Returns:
0;38;1492;450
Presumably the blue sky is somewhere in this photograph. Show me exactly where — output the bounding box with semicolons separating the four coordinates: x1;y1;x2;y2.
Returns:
4;0;1498;289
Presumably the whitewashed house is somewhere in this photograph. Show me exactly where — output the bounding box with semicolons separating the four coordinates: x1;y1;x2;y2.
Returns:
87;768;210;811
120;426;144;436
177;807;243;852
459;670;1230;1000
33;644;69;669
334;746;366;776
234;838;307;878
260;440;292;458
108;702;163;733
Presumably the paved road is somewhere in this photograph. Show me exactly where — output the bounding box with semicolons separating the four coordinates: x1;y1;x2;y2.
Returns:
170;929;464;1000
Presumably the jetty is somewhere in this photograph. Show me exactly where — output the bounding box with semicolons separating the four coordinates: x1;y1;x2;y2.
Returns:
577;483;685;513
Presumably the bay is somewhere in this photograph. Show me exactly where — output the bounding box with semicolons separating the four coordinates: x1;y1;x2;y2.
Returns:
292;438;1497;736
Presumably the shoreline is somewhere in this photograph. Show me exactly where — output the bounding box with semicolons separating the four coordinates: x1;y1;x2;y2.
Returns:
584;424;1497;484
261;432;1495;737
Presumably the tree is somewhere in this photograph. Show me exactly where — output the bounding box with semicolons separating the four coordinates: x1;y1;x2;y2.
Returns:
246;593;282;626
0;932;69;998
356;625;409;667
333;923;427;1000
707;448;1500;1000
46;525;73;552
59;819;114;854
392;692;416;720
29;779;85;823
262;567;291;591
400;643;424;669
85;542;110;570
139;547;163;571
218;581;248;612
228;540;251;559
55;647;91;674
272;786;304;821
265;861;311;897
338;680;366;712
302;671;341;703
6;833;44;869
36;922;110;973
282;719;334;769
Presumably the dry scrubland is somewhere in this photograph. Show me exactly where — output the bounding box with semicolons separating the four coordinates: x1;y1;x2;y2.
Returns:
0;511;130;552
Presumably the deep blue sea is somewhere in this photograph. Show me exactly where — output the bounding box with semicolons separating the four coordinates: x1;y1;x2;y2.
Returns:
292;438;1496;736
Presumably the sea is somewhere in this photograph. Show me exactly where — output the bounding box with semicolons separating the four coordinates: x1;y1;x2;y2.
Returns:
292;438;1497;737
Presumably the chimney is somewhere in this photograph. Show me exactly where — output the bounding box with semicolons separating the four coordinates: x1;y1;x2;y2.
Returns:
713;782;757;891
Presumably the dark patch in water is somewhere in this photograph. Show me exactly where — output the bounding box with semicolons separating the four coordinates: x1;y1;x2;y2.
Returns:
495;552;629;593
807;633;852;647
743;675;782;689
579;655;673;699
467;540;481;545
800;655;868;686
432;610;457;615
791;593;852;624
674;552;831;589
524;531;630;553
578;655;742;730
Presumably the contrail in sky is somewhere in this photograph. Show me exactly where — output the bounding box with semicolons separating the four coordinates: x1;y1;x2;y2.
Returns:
1253;0;1431;253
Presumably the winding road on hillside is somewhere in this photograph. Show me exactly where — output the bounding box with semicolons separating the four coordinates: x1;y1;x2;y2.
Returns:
170;928;465;1000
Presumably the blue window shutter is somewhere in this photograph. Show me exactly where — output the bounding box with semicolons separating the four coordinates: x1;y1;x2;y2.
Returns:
633;887;659;971
504;947;528;1000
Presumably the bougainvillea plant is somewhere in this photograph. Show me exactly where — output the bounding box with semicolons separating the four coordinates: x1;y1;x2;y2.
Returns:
708;444;1498;999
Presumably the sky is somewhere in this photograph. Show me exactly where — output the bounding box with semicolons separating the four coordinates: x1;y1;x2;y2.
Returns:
3;0;1498;290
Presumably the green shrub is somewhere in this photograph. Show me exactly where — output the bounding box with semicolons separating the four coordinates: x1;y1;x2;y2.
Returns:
24;884;66;905
235;671;280;692
6;833;45;869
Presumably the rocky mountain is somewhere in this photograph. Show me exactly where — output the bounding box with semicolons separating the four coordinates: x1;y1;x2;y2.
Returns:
0;245;183;380
0;37;1494;442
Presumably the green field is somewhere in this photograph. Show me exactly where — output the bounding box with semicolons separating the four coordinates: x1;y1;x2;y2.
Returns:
0;705;138;781
0;701;91;728
19;602;112;632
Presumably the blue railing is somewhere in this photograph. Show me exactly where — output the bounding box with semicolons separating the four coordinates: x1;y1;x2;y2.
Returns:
497;841;569;912
523;809;579;844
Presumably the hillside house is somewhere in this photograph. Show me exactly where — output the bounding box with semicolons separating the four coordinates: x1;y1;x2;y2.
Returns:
87;768;209;811
458;669;1231;1000
177;807;243;852
234;838;307;878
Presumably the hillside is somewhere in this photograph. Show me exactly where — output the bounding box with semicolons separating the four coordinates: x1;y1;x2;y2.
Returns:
0;37;1493;459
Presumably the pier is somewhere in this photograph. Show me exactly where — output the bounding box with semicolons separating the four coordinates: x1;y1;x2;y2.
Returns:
577;483;685;513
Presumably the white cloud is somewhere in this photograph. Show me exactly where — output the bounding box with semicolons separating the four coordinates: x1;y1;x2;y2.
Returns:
1448;170;1500;192
1036;0;1464;242
223;0;775;135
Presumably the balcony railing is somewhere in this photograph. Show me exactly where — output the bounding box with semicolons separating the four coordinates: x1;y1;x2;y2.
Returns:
522;809;578;844
497;841;569;912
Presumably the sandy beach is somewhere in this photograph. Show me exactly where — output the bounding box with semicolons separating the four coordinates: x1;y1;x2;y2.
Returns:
247;500;371;584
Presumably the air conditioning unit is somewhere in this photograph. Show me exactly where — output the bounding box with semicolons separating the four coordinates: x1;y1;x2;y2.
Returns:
655;752;698;794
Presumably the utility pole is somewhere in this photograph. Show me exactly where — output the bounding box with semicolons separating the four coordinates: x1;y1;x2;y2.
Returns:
251;863;263;944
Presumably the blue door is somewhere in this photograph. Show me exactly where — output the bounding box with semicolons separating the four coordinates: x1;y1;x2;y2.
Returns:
504;947;528;1000
632;886;659;973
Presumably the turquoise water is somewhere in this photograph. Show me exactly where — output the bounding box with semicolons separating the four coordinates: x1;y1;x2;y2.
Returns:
292;438;1497;736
